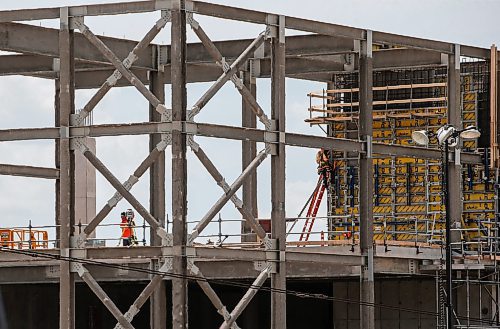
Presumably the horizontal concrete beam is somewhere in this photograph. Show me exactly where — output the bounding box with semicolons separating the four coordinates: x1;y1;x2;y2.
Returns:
0;164;59;179
0;123;483;163
0;1;492;58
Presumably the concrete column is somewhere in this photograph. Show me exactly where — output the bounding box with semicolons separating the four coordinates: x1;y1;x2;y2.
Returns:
242;68;258;242
171;1;188;328
270;15;286;329
447;45;462;245
74;138;96;239
58;7;76;329
359;30;375;329
149;69;167;328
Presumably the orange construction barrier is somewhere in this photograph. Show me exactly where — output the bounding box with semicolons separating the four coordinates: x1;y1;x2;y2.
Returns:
0;229;48;249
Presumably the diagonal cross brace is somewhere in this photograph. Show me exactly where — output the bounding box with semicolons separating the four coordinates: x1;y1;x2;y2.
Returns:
188;15;271;129
114;260;173;329
72;138;168;241
187;260;241;329
73;12;171;126
188;143;270;244
75;136;171;247
74;20;168;117
219;265;272;329
188;29;266;121
188;138;268;242
72;263;135;329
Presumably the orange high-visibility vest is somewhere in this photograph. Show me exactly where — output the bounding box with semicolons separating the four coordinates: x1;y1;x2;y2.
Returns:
120;217;132;238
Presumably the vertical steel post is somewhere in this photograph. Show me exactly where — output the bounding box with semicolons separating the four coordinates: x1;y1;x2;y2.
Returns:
270;15;286;329
444;140;453;329
447;45;461;329
242;68;258;242
150;69;167;328
58;7;76;329
359;30;375;329
171;1;188;328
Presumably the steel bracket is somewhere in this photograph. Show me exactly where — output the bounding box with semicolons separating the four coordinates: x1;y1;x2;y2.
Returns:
70;262;87;276
68;16;84;31
159;230;172;247
186;12;199;29
70;137;89;153
254;261;276;273
187;135;200;152
263;237;276;250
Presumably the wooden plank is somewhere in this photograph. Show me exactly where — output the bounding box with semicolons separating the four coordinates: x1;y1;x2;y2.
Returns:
308;82;447;97
309;96;447;109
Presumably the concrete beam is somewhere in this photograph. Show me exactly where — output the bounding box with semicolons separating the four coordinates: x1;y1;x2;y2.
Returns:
0;164;59;179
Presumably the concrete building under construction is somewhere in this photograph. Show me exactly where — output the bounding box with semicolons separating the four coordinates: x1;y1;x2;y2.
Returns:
0;1;499;328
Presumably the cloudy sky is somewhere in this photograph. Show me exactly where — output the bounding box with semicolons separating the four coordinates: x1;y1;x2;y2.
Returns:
0;0;499;245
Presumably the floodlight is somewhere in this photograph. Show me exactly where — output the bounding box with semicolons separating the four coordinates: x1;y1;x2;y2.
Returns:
411;130;429;146
459;126;481;139
436;125;456;145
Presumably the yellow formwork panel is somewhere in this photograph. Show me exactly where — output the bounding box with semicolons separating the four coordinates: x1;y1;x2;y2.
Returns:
324;78;494;245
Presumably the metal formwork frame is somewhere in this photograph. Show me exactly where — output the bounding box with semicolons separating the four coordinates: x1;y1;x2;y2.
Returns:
0;1;498;329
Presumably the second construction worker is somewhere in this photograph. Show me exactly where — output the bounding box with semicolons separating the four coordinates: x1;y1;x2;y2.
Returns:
316;147;332;187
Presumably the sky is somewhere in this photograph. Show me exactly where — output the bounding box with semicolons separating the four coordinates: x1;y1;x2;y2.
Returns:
0;0;499;246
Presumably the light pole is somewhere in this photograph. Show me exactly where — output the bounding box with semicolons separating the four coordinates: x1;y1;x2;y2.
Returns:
412;125;480;329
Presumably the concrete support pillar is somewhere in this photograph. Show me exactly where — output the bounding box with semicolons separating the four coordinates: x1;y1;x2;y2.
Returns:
58;7;76;329
359;30;375;329
270;15;286;329
242;68;258;242
74;138;96;239
171;1;188;328
149;70;167;328
448;45;462;245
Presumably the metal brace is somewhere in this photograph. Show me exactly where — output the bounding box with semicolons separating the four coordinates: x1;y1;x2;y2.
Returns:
216;177;231;194
74;233;87;248
159;10;172;27
157;228;172;247
156;104;169;116
230;195;243;209
186;12;199;30
230;74;244;90
70;113;85;127
70;262;87;277
122;53;138;70
221;57;231;73
187;135;200;152
106;175;139;208
187;258;199;275
187;232;195;246
253;261;275;274
70;137;89;153
263;236;276;250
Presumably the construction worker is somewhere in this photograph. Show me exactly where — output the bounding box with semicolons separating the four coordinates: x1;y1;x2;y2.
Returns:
125;209;138;246
316;147;332;187
120;212;132;246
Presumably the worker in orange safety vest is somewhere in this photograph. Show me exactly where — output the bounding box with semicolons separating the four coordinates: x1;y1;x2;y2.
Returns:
120;212;132;246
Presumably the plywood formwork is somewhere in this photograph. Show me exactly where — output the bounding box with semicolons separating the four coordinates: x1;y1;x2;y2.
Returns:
0;1;498;328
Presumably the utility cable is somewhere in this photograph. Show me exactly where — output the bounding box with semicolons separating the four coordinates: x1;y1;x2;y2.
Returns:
1;246;499;325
